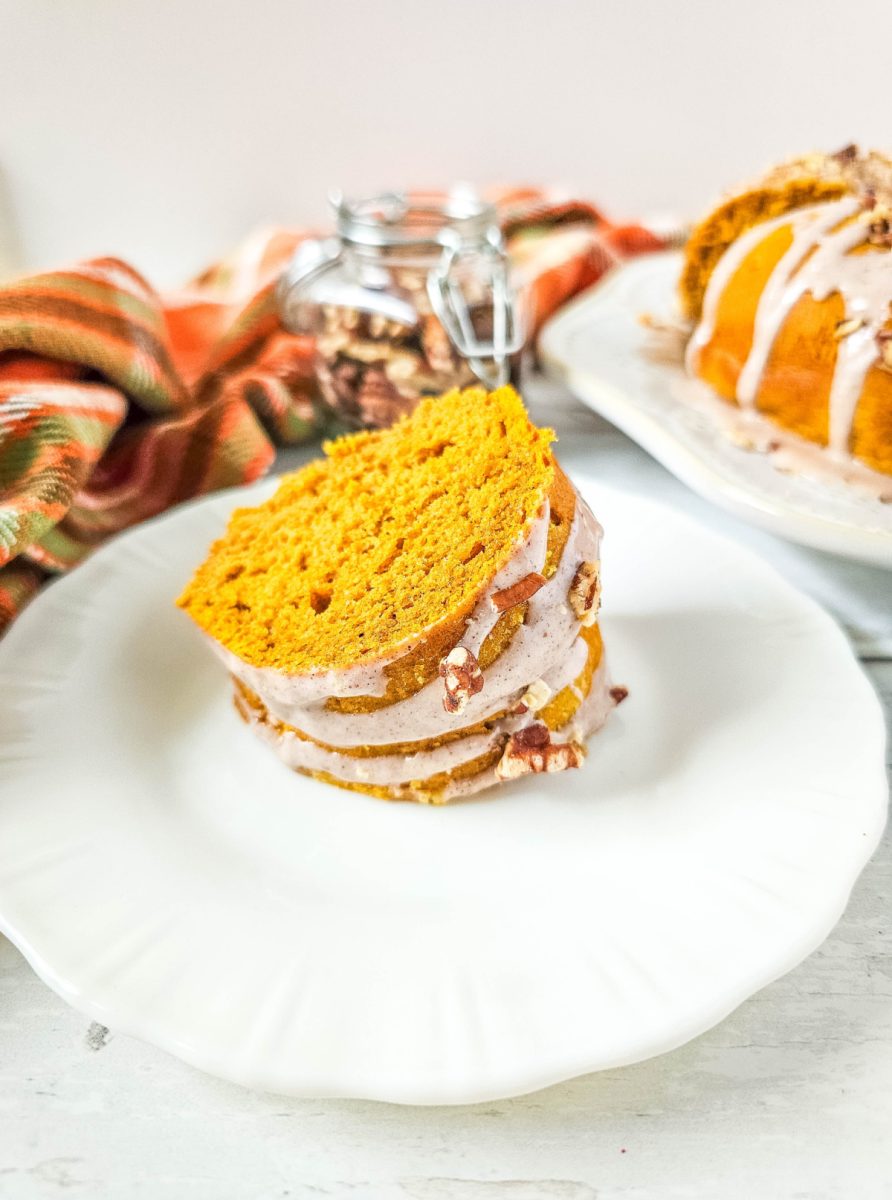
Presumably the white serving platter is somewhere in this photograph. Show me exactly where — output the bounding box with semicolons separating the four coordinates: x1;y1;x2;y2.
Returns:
539;253;892;569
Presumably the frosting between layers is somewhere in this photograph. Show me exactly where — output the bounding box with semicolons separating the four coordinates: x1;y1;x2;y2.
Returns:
240;658;615;799
212;494;604;748
432;658;618;803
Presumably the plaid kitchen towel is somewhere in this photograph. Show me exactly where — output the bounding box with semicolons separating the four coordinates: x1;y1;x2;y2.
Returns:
0;193;664;631
491;188;665;334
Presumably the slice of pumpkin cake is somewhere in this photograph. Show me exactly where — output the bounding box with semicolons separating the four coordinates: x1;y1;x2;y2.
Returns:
177;385;620;803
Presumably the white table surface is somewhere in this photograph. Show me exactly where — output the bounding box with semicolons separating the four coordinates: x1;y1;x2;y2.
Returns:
1;377;890;1200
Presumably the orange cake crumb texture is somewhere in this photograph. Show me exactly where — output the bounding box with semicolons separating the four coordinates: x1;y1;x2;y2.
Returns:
325;462;575;712
678;179;848;323
679;148;892;321
178;386;556;674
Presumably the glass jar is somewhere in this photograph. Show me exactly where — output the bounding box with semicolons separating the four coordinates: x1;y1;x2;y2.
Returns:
277;189;524;429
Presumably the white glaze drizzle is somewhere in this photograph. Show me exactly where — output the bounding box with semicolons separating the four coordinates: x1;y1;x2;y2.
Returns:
688;196;892;456
668;372;892;502
460;498;551;658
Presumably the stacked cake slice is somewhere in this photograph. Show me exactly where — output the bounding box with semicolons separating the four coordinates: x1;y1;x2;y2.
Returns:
178;386;619;803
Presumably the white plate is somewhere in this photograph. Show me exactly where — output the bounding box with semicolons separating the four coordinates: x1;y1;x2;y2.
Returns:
539;253;892;569
0;478;886;1104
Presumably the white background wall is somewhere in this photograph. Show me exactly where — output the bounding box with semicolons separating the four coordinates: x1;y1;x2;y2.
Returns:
2;0;891;285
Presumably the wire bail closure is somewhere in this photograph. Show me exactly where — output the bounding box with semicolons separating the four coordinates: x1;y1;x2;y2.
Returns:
427;228;524;390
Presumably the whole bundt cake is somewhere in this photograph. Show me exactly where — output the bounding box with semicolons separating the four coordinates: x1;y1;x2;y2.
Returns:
680;146;892;488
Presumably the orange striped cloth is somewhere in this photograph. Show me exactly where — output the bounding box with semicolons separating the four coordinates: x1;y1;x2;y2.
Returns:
0;193;664;631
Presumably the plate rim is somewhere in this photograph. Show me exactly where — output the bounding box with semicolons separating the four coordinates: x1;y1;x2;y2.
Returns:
0;475;887;1104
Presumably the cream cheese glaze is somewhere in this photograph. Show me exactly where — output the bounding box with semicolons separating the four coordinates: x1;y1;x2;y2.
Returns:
408;660;617;803
212;492;605;749
668;372;892;502
240;659;615;799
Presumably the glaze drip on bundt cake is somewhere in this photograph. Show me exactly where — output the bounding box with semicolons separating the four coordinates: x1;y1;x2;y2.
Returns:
177;386;619;803
680;147;892;493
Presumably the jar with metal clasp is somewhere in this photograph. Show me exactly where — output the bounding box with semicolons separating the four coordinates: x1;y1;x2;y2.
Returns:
277;189;525;429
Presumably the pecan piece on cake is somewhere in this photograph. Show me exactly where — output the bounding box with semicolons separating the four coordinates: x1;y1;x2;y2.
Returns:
491;571;546;612
512;678;553;716
438;645;484;714
568;560;601;625
495;723;586;780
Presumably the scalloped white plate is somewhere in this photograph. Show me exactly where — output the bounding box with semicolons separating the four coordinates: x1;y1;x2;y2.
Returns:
539;253;892;569
0;476;886;1104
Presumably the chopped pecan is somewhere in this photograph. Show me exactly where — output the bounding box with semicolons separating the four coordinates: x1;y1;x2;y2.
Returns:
382;348;459;400
610;686;629;706
313;291;484;423
421;315;456;374
355;368;406;429
491;571;547;613
867;210;892;247
568;561;601;625
321;304;360;333
438;645;484;714
316;358;362;420
728;428;757;450
832;143;859;165
519;678;552;714
316;328;352;359
383;348;426;385
495;723;586;780
510;723;550;749
345;338;396;364
368;312;407;340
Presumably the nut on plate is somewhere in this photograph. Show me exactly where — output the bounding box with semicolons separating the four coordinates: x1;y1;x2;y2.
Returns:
438;645;484;714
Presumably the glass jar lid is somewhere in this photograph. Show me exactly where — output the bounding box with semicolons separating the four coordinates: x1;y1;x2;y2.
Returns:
332;188;501;253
